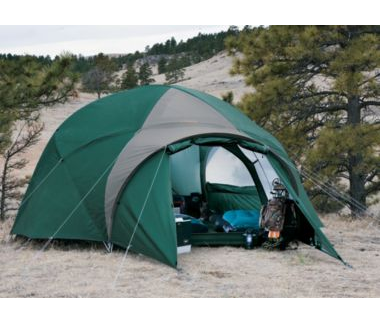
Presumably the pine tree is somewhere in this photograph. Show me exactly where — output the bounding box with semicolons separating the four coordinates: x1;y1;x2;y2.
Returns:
227;26;380;216
0;54;77;220
121;64;138;89
165;57;185;84
0;55;77;154
94;53;117;73
138;62;155;85
0;116;43;220
158;57;167;74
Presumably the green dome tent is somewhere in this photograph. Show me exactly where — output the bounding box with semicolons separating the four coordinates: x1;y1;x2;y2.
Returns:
12;85;343;267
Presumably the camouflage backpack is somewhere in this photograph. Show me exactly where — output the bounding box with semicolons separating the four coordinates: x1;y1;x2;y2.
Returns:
260;197;286;232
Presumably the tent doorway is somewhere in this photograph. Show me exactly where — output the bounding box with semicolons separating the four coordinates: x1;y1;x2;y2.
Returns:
168;141;297;249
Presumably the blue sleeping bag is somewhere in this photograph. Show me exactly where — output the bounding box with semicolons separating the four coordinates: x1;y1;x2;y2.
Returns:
222;210;261;231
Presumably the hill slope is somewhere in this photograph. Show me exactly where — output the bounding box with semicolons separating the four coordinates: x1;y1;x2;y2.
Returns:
153;51;249;101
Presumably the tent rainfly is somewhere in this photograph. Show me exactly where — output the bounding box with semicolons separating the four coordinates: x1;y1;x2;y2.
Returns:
12;85;344;267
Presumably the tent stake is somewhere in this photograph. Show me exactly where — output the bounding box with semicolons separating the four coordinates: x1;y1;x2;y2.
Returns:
103;241;113;253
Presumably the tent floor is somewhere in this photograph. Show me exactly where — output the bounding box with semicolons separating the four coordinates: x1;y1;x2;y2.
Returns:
190;225;262;247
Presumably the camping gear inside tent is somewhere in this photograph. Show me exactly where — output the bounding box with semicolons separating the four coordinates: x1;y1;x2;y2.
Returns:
11;85;344;267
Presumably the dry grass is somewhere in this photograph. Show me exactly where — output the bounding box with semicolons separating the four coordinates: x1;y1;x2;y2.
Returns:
1;214;379;298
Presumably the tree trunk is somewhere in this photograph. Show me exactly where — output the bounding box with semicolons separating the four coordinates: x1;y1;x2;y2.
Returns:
0;154;9;220
346;95;367;216
347;161;367;216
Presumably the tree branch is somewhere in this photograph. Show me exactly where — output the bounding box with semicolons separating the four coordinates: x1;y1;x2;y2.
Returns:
0;120;43;220
292;104;347;121
360;100;380;108
358;72;380;87
292;90;346;101
366;181;380;195
338;173;350;180
37;86;76;106
366;170;379;183
6;123;44;159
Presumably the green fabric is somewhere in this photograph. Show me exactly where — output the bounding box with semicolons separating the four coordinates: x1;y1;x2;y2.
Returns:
12;133;134;241
12;138;106;240
111;151;177;267
206;183;261;214
12;84;342;266
55;86;169;158
12;86;169;241
168;136;269;155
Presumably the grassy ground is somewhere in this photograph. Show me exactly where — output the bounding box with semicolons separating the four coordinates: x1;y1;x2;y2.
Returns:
1;215;379;297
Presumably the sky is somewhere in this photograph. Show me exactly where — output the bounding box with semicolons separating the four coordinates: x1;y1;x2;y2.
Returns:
0;25;231;56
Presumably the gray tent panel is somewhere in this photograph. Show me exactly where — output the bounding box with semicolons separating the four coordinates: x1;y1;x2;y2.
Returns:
104;88;245;238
